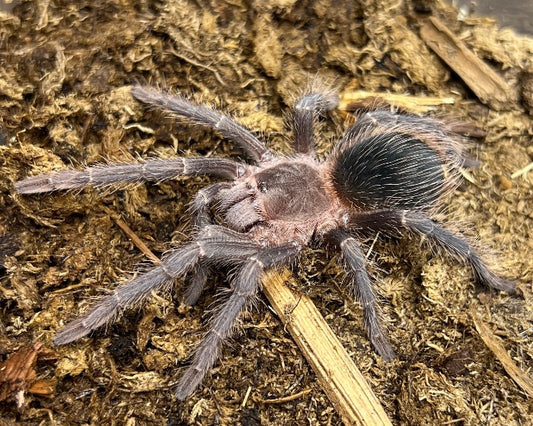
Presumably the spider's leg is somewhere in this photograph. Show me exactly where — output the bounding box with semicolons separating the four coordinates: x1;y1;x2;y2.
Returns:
336;110;465;166
184;264;210;307
174;242;301;400
15;157;245;194
190;182;231;229
186;225;267;305
354;210;516;293
131;86;272;162
328;229;395;361
293;92;338;155
53;231;261;345
184;183;232;306
341;110;448;143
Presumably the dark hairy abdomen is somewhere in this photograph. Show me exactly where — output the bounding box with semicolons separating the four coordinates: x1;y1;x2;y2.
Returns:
332;132;445;210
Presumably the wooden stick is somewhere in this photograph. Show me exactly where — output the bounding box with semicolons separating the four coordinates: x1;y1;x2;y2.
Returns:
339;90;454;114
471;310;533;398
257;388;313;404
419;16;516;110
511;161;533;179
262;269;392;426
102;205;161;264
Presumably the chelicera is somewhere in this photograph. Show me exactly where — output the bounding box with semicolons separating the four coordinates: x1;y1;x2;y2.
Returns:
15;86;515;399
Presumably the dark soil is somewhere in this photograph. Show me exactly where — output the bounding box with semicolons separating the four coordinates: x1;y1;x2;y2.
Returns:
0;0;531;424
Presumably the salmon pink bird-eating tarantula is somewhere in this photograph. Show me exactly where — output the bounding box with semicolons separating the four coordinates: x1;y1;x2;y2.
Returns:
15;86;515;400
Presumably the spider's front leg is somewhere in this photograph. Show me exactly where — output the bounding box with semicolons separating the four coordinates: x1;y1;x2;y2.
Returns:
175;242;301;400
327;229;396;361
183;182;233;306
354;210;515;293
15;157;245;194
131;86;272;162
293;91;338;155
53;227;261;345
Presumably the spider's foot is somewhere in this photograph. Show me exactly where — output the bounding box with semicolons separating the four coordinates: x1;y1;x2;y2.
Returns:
472;257;516;294
481;274;516;294
53;318;92;345
370;329;396;362
15;173;56;194
175;366;204;401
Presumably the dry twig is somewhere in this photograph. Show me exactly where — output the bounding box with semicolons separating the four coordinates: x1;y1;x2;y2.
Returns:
471;310;533;398
262;269;391;426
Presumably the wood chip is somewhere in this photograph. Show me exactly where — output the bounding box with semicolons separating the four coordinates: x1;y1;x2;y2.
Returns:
419;16;517;110
262;269;392;426
0;342;58;409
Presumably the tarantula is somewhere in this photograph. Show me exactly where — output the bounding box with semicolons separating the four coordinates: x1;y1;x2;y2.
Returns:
15;86;515;400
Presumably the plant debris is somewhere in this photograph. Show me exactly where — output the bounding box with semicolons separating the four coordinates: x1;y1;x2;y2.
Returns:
0;342;58;410
0;0;531;424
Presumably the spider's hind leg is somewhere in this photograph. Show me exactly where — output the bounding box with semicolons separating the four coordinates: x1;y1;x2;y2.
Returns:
354;209;516;294
53;241;205;345
327;229;396;361
53;229;261;345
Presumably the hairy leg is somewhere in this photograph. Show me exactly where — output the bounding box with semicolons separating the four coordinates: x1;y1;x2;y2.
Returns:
340;110;449;145
293;91;338;155
15;157;245;194
54;227;261;345
327;229;395;361
184;264;210;306
184;183;234;305
353;210;515;293
174;242;301;400
189;182;231;229
132;86;272;162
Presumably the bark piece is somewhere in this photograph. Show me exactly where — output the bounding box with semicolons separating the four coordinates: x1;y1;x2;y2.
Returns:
420;16;517;110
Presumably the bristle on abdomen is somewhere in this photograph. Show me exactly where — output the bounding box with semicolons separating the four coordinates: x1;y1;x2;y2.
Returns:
332;132;449;210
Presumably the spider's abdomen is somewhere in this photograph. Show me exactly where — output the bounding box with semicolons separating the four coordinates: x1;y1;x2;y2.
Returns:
332;132;447;210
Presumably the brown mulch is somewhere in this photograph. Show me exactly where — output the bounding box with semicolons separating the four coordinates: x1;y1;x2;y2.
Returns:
0;0;531;424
